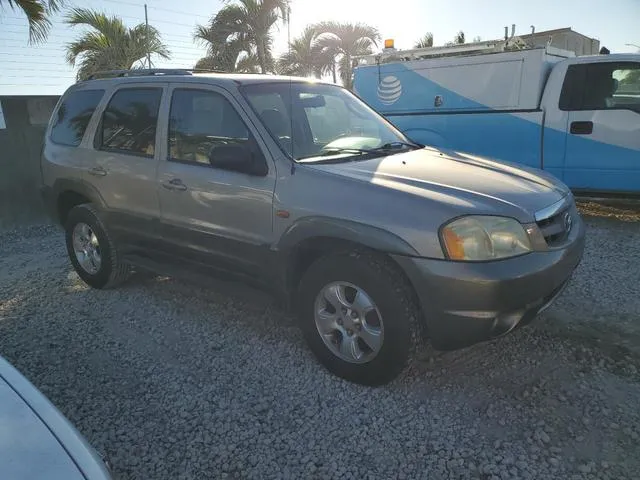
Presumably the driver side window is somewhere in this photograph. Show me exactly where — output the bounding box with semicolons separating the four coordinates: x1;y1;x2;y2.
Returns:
168;89;249;165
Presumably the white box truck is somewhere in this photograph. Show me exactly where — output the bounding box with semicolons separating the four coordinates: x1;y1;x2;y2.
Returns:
353;42;640;194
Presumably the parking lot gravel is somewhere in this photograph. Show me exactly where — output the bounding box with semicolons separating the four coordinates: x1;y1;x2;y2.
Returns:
0;214;639;480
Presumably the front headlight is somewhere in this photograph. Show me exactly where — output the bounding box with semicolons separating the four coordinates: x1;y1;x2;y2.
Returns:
440;216;532;261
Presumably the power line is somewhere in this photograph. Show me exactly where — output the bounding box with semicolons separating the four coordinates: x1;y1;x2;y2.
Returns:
2;13;197;28
94;0;211;19
0;84;67;86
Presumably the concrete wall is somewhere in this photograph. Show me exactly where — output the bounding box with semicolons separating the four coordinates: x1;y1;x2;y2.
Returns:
0;95;59;227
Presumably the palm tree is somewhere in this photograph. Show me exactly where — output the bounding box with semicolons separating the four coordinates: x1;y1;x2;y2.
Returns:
315;22;380;89
414;33;433;49
445;31;465;47
277;25;332;77
1;0;64;44
194;33;254;73
194;0;289;74
65;8;170;81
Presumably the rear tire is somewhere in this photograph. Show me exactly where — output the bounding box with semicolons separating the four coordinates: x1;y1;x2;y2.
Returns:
297;249;419;386
64;204;130;289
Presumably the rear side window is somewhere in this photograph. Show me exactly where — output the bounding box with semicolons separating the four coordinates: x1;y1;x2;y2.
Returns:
50;89;104;146
99;88;162;157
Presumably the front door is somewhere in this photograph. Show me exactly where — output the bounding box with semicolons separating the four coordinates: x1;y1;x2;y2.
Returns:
562;61;640;193
89;84;165;243
156;84;276;278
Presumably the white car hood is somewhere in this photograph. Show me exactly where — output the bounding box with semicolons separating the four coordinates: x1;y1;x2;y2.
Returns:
0;377;85;480
0;356;111;480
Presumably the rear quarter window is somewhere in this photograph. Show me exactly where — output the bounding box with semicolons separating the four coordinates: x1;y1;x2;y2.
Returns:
50;89;105;146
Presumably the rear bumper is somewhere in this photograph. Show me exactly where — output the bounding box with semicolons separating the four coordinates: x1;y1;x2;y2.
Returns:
393;215;585;350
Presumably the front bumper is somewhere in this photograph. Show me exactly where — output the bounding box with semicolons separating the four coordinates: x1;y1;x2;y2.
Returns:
393;215;585;350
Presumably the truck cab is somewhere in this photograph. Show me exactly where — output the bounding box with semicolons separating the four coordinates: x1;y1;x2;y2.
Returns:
353;44;640;194
542;54;640;192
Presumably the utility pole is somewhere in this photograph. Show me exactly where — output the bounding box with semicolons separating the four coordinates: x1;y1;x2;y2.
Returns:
287;5;291;54
144;4;152;68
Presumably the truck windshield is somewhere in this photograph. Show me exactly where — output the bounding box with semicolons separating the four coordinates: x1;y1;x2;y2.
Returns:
240;81;418;162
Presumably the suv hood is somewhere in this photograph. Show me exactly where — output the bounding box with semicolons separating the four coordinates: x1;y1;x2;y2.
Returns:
306;146;569;219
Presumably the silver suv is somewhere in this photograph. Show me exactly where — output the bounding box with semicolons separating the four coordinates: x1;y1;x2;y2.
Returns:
41;69;585;385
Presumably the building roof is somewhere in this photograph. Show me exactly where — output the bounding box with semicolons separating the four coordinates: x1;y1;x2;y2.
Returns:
518;27;596;42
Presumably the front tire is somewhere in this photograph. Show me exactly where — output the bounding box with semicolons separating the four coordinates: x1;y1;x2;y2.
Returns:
297;250;419;386
64;204;130;289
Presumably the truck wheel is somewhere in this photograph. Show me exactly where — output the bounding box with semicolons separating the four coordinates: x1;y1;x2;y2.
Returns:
64;204;130;289
297;250;419;386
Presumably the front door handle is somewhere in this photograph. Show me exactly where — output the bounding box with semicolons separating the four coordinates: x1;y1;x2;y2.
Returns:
162;178;187;191
570;121;593;135
88;166;107;177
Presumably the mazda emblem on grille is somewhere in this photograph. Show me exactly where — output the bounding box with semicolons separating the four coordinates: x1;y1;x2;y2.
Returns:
563;212;573;233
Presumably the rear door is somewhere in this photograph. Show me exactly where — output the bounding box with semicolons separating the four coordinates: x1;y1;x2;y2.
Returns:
89;84;165;244
155;83;276;277
560;61;640;192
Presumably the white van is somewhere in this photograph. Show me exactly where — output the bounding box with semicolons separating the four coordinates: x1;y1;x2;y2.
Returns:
353;43;640;194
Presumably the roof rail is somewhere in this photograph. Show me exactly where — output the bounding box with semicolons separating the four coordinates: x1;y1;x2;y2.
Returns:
85;68;225;81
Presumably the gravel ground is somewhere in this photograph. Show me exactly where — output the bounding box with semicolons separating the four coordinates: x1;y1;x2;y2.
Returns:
0;215;639;480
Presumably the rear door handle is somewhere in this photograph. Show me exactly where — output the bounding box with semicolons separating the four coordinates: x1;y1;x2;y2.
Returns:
570;121;593;135
88;166;107;177
162;178;187;191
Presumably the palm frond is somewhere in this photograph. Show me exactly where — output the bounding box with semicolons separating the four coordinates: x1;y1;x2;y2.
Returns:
414;32;433;49
5;0;51;43
65;7;171;80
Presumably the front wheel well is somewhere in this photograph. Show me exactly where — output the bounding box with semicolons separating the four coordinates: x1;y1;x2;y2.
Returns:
286;237;420;305
286;236;427;342
57;190;91;225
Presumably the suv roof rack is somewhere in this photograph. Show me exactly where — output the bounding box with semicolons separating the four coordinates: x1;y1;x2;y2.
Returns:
85;68;225;81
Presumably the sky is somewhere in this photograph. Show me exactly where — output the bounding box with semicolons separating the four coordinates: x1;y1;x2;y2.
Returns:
0;0;639;96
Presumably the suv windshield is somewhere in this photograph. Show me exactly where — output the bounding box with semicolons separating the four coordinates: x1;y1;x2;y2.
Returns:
240;81;418;161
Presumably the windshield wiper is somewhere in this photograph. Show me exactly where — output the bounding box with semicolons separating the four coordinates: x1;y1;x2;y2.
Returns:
365;141;422;152
297;147;371;161
297;142;422;163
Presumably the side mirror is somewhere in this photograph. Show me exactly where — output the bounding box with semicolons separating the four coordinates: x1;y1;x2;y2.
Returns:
208;143;267;176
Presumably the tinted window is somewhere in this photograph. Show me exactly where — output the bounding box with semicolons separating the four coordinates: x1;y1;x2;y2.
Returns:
168;89;250;165
100;88;162;157
560;62;640;112
611;65;640;111
559;65;586;111
50;89;104;146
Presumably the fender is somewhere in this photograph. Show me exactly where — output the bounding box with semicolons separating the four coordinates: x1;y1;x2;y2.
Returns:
46;178;109;225
276;216;419;257
52;178;108;210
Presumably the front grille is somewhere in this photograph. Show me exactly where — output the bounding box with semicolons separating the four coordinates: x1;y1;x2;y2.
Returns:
536;207;573;247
